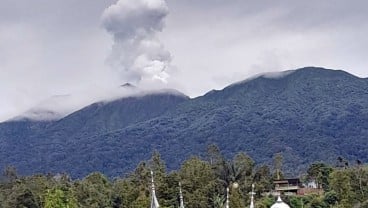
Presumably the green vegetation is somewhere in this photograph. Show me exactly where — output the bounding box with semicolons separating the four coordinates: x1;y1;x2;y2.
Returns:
1;67;368;178
0;148;367;208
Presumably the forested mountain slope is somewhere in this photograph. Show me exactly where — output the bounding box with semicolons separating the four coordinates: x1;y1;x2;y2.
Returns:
0;92;189;177
1;67;367;178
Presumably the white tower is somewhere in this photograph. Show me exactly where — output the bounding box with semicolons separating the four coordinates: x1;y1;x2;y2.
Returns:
225;187;230;208
179;182;185;208
250;184;255;208
150;171;160;208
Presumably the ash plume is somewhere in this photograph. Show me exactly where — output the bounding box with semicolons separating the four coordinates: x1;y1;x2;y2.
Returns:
101;0;171;85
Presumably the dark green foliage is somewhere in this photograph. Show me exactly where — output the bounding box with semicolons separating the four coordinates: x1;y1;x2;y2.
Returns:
0;151;367;207
1;67;368;178
3;186;40;208
323;191;338;206
179;156;216;208
13;189;39;208
253;165;273;195
256;196;274;208
288;196;304;208
308;196;328;208
306;162;333;191
361;200;368;208
73;172;113;207
211;193;225;208
0;93;188;177
329;169;355;206
273;153;284;180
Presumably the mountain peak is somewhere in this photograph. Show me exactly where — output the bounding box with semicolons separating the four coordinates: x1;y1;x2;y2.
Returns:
120;83;136;88
2;67;368;178
235;66;361;86
291;66;358;78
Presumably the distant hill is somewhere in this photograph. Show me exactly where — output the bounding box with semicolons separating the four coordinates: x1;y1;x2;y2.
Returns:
0;91;189;177
1;67;367;178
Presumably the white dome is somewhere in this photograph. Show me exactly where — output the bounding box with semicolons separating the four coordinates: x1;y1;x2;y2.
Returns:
270;196;290;208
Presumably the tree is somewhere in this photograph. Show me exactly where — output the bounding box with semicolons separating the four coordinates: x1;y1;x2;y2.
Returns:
126;161;151;207
4;186;40;208
218;160;242;188
229;187;245;208
3;166;18;182
306;162;332;190
44;188;77;208
112;178;138;208
73;172;113;208
336;156;349;169
350;162;368;201
131;194;150;208
361;199;368;208
308;196;327;208
148;150;170;206
211;193;225;208
216;153;254;191
253;165;273;195
160;172;180;207
179;156;216;208
256;196;274;208
329;169;355;207
323;191;338;206
288;196;304;208
206;143;224;166
233;152;254;184
23;174;57;205
149;150;166;175
273;153;283;180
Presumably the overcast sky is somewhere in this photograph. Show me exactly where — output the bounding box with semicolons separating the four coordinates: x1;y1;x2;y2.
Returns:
1;0;368;121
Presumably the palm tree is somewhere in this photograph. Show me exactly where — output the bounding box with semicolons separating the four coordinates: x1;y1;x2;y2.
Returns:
211;193;225;208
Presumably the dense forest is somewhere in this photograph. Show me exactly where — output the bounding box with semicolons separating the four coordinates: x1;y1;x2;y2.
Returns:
0;145;367;208
2;67;368;178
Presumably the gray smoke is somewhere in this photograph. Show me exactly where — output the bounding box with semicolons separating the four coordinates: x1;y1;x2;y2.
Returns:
101;0;171;85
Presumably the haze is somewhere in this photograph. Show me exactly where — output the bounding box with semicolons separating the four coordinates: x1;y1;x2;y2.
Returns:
1;0;367;121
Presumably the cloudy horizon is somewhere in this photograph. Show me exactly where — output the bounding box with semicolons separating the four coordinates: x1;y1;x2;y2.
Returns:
1;0;368;122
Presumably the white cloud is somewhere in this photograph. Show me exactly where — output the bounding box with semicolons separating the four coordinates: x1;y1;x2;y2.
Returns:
101;0;172;86
162;0;368;96
1;0;368;121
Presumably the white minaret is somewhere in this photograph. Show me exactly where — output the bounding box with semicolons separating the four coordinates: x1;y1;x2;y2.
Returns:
179;182;185;208
250;184;255;208
151;171;160;208
225;187;230;208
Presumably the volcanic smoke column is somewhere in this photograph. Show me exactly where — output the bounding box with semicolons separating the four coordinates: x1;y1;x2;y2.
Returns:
101;0;171;85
